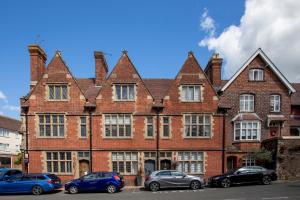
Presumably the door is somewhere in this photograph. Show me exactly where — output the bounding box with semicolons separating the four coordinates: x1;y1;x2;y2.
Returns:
227;156;237;171
79;160;90;177
144;160;155;176
160;159;171;170
171;171;189;187
157;171;173;188
79;173;98;191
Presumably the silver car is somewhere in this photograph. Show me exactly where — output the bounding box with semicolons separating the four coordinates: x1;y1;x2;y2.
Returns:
144;170;204;191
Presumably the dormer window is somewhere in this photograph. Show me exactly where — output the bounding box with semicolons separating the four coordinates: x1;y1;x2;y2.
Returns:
48;85;68;100
115;84;135;101
181;85;201;102
249;69;263;81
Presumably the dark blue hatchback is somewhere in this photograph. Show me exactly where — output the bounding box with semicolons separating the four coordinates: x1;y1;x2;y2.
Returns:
65;172;124;194
0;173;62;195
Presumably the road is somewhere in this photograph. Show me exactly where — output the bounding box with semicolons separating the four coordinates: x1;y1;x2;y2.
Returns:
1;181;300;200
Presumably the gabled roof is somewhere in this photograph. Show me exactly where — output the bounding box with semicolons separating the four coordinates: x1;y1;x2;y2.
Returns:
0;115;21;132
220;48;296;93
143;79;173;101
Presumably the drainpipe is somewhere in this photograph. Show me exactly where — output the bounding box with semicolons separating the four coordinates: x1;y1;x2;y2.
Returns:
156;109;159;170
21;105;29;174
84;103;96;173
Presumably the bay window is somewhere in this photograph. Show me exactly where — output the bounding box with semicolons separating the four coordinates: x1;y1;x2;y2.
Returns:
234;121;261;141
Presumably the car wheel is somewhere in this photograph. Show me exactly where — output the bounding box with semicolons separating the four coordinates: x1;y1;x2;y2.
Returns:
32;185;43;195
69;185;79;194
221;178;231;188
107;184;117;194
149;182;160;192
190;180;201;190
262;175;271;185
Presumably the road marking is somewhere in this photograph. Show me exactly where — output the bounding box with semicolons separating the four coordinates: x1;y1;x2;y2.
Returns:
262;197;289;200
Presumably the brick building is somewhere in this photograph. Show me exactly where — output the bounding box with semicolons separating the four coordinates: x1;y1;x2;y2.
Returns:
205;49;297;170
21;45;224;185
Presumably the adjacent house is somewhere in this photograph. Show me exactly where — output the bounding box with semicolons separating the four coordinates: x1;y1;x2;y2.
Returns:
0;115;22;168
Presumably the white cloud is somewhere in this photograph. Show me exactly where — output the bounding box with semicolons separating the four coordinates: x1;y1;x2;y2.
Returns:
2;105;20;112
199;0;300;82
0;91;7;103
200;8;216;37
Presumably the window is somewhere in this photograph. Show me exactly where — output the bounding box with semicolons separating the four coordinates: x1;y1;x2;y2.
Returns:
46;152;72;174
15;133;19;139
162;117;170;137
181;85;201;101
78;151;89;159
157;171;171;176
146;117;154;137
80;116;87;137
105;114;132;138
184;114;211;137
0;128;9;137
242;155;256;166
0;143;9;151
234;121;261;141
39;114;65;137
15;145;20;151
144;152;156;158
270;95;280;112
177;152;204;174
240;94;254;112
48;85;68;100
290;127;300;136
115;84;135;101
112;152;138;174
249;69;263;81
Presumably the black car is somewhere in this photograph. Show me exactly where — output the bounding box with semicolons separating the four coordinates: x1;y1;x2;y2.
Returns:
208;166;277;188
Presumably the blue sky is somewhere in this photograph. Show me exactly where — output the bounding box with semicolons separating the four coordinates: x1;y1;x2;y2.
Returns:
0;0;245;119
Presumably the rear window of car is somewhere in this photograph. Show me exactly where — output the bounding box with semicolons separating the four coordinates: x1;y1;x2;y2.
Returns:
101;172;113;178
37;176;47;180
46;174;59;180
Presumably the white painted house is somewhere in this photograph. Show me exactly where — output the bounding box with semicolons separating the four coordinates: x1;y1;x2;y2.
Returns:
0;115;22;168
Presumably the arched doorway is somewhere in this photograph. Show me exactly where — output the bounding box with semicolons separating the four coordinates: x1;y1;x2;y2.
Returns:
79;159;90;177
227;156;237;171
144;160;155;176
160;159;171;170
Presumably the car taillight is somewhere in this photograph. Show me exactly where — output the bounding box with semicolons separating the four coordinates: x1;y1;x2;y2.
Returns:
114;175;120;181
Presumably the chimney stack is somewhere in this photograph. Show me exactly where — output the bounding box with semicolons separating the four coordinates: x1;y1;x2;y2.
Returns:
205;53;223;87
94;51;108;85
28;45;47;89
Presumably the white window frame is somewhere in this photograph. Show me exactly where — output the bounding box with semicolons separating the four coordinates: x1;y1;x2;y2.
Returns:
112;152;138;175
242;155;256;166
46;152;72;174
0;128;9;137
104;114;132;138
234;121;261;141
249;69;264;81
114;84;135;101
177;152;204;174
162;117;170;138
0;143;9;151
184;114;211;138
48;84;69;100
240;94;254;112
270;95;281;112
181;85;201;102
38;114;65;138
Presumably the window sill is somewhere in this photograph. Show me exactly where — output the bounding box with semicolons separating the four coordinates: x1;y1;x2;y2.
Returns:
103;137;133;139
233;140;260;143
184;136;211;139
248;80;265;82
37;136;65;139
161;137;171;140
113;100;136;102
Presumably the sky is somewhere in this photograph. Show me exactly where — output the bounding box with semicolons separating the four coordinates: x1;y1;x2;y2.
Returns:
0;0;299;120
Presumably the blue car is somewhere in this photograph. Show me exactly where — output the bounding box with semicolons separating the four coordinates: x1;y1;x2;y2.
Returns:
0;173;62;195
0;168;23;181
65;172;124;194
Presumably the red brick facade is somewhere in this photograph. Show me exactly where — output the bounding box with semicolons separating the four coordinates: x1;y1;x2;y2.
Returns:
21;46;224;185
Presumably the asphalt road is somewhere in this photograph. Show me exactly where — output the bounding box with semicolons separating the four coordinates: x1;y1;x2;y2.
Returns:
1;181;300;200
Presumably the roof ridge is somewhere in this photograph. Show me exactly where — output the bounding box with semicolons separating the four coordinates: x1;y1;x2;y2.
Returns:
0;115;21;122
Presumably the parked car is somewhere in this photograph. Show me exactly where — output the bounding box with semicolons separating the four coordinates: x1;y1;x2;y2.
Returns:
208;166;277;188
0;168;23;181
0;173;62;195
144;170;204;191
65;172;124;194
